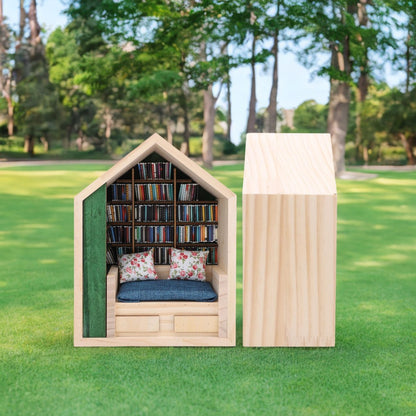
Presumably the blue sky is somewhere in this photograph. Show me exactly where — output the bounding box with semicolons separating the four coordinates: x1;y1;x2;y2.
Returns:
3;1;403;143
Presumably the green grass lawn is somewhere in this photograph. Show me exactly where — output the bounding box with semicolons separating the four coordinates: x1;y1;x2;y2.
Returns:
0;164;415;415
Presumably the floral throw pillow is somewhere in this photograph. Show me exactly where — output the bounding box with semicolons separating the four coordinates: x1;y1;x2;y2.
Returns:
118;250;158;283
168;248;208;281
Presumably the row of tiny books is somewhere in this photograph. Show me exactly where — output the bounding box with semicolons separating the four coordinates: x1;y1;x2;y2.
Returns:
107;204;218;223
176;225;217;243
135;183;173;201
107;225;218;243
137;162;172;180
177;204;217;222
106;246;218;265
178;184;198;201
109;183;201;202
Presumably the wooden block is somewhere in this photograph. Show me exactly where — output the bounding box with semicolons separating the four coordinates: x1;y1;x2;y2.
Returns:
106;266;118;337
174;316;218;333
243;133;337;347
116;316;160;334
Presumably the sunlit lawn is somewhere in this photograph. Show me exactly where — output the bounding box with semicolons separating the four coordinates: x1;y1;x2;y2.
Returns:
0;163;415;415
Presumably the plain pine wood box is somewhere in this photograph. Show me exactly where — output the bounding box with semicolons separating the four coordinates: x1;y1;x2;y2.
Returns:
74;134;236;347
242;133;337;347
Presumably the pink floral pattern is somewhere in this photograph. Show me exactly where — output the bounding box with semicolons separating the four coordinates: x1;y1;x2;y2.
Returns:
118;250;158;283
168;248;208;281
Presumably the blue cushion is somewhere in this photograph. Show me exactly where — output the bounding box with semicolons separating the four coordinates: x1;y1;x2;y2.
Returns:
117;280;218;302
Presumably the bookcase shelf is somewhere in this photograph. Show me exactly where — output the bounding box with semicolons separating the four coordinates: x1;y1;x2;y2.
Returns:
106;158;218;265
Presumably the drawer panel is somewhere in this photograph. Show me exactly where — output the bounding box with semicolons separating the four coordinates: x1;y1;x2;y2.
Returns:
116;316;159;333
174;316;218;333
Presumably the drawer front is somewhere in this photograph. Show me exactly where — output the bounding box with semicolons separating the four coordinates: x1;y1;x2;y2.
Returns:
174;316;218;333
116;316;159;333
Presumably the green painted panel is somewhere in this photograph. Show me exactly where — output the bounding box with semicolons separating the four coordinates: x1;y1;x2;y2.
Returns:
83;185;107;337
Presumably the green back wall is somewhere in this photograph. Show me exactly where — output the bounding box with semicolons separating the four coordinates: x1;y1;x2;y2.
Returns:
83;185;107;337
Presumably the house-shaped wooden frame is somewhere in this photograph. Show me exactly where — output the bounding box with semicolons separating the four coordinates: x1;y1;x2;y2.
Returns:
243;133;337;347
74;134;236;346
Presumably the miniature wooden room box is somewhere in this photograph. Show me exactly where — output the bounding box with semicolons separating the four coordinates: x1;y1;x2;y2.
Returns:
74;134;236;347
243;133;337;347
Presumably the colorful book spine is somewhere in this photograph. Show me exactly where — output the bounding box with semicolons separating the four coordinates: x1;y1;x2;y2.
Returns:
134;184;173;201
135;205;174;222
107;205;132;222
137;162;172;179
178;184;199;201
176;225;217;243
177;204;218;222
107;226;132;243
109;184;132;201
135;226;174;243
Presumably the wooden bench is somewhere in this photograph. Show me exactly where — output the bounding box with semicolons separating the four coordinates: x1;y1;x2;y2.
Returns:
106;264;232;346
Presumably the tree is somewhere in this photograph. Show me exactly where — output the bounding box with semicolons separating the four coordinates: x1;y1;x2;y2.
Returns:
294;1;384;176
0;0;13;136
265;0;285;133
46;27;99;150
382;0;416;163
293;99;327;132
15;0;61;155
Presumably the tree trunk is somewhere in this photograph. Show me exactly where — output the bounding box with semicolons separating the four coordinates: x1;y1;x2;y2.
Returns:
40;136;48;152
63;125;71;150
363;146;369;165
19;0;26;43
24;135;35;156
202;85;216;168
7;94;13;136
328;78;350;176
180;84;190;156
0;0;13;136
405;31;411;94
103;107;113;153
226;73;232;141
166;123;173;144
28;0;41;48
355;0;370;161
246;35;257;133
399;133;415;165
266;29;279;132
327;5;351;178
76;131;84;151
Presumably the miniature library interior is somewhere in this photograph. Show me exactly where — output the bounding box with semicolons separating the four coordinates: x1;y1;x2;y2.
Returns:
74;134;236;347
106;153;219;267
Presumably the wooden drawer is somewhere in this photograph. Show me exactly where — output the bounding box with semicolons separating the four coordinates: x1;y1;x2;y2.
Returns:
174;316;218;333
116;316;159;333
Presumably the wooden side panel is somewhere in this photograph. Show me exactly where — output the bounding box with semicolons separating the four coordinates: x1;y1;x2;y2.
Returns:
106;266;118;337
174;316;218;333
83;185;107;337
243;194;336;347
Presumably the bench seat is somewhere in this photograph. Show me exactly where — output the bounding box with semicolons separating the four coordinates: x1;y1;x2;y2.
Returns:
117;280;218;303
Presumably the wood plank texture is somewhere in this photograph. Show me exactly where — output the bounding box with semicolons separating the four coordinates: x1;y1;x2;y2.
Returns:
82;185;107;338
116;316;160;333
174;316;218;333
243;133;336;195
243;133;337;347
106;265;118;337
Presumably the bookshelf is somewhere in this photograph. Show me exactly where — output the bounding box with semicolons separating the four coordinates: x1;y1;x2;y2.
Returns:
106;156;219;266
